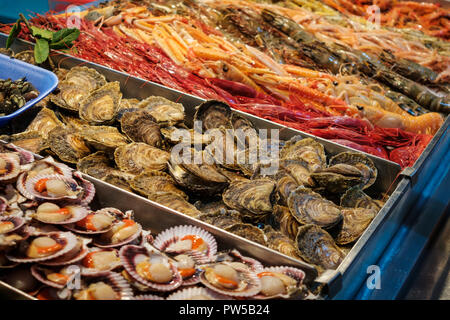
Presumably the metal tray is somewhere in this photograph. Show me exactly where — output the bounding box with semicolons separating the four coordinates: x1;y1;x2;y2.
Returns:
0;36;414;299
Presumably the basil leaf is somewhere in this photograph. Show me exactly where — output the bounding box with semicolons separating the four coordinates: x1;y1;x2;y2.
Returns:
30;26;54;40
34;38;49;64
50;28;80;49
6;20;21;49
52;28;73;43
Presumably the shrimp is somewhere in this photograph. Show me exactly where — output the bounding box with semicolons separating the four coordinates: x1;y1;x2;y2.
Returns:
358;104;444;135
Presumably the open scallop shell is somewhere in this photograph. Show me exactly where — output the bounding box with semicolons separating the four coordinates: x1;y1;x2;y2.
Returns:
31;264;79;289
80;248;122;276
93;221;142;248
167;286;232;300
199;262;261;297
40;237;91;266
33;204;89;225
72;171;95;205
63;212;115;235
23;173;84;202
73;272;133;300
6;231;78;263
119;244;183;292
153;225;217;263
252;266;305;299
132;294;165;300
0;216;25;234
4;144;35;164
0;153;21;182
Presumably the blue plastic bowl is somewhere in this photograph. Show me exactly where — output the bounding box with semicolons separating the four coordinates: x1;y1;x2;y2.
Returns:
0;53;58;127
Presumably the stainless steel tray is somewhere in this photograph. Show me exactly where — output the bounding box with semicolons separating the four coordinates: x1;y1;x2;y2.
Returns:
0;36;414;299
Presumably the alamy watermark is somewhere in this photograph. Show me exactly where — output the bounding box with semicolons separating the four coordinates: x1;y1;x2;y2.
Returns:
366;265;381;290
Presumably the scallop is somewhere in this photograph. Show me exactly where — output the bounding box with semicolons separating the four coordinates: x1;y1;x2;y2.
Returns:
73;272;133;300
79;82;122;124
0;152;21;182
114;143;170;174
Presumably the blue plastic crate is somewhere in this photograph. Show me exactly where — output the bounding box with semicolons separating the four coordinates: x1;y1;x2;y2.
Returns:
0;53;58;127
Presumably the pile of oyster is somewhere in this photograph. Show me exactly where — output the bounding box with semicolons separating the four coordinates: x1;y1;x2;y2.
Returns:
0;144;307;300
1;65;386;272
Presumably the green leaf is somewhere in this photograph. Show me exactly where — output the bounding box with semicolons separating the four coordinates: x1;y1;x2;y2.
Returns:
30;26;54;40
34;38;49;64
50;28;80;49
6;19;22;49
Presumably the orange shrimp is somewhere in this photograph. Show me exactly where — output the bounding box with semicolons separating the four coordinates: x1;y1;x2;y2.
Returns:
358;104;444;135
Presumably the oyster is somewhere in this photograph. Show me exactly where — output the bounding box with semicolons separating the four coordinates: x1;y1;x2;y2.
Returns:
329;152;377;189
130;171;187;199
79;82;122;124
193;100;232;131
102;172;134;192
53;68;69;82
335;208;376;245
224;223;267;246
230;112;259;148
168;149;229;195
194;201;228;215
204;128;242;171
280;158;315;187
222;178;275;222
50;81;87;111
59;113;90;130
296;224;346;270
280;137;326;173
118;98;140;111
311;164;365;194
114;143;170;174
77;151;114;179
275;174;299;206
26;107;65;138
198;209;242;229
287;186;343;229
14;50;35;64
270;205;300;241
47;126;91;163
340;186;382;211
64;66;107;92
0;131;48;154
263;225;301;260
148;192;202;218
137;96;184;125
120;109;163;148
79;125;128;152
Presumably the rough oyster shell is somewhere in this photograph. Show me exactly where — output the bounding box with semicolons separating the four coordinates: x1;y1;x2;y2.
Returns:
130;170;187;199
168;148;229;195
194;201;229;215
148;192;202;218
329;152;377;189
340;187;382;211
311;164;365;194
119;244;183;291
118;98;140;111
335;208;376;245
222;178;275;222
77;151;114;179
120;109;163;148
137;96;184;125
275;174;299;206
287;186;343;229
26;107;65;138
79;82;122;124
230;112;259;148
263;225;301;260
270;205;300;241
50;81;86;111
115;143;170;174
64;66;107;92
194;100;232;131
47;126;91;164
280;137;326;173
0;131;49;154
280;158;315;187
296;224;345;270
198;209;242;229
102;171;134;192
224;223;267;246
79;125;128;153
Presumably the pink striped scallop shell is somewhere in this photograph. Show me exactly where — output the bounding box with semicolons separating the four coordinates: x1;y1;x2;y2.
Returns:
31;264;80;289
32;204;89;225
252;266;306;300
166;286;233;300
23;173;84;202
